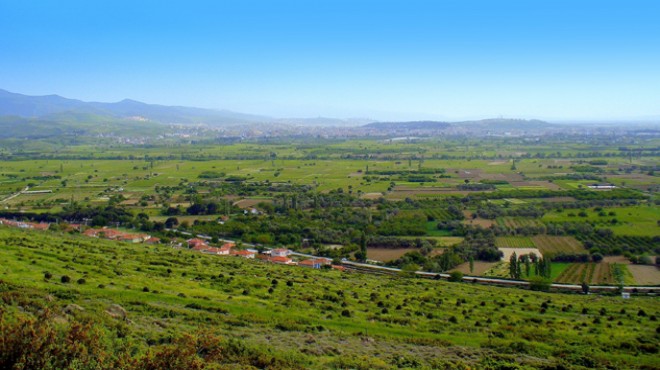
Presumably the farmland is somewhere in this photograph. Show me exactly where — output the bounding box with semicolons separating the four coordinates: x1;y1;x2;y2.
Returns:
542;205;660;237
554;262;633;286
495;236;535;248
531;235;585;255
367;248;415;262
0;134;659;368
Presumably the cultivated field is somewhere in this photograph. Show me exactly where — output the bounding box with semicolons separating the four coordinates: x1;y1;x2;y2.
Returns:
367;248;416;262
451;261;499;275
554;262;635;285
497;217;544;228
495;236;535;248
627;264;660;285
531;235;585;255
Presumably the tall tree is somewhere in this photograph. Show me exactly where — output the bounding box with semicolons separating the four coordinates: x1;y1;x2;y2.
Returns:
509;252;518;279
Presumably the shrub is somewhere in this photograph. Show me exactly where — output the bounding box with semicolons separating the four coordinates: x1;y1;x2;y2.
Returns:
44;272;52;280
591;253;603;263
77;278;86;285
61;275;71;283
529;277;551;292
448;271;464;282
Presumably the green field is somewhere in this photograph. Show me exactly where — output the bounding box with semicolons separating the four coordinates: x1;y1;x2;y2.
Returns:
543;206;660;236
495;236;535;248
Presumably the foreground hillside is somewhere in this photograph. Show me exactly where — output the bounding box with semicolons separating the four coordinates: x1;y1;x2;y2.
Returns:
1;228;658;369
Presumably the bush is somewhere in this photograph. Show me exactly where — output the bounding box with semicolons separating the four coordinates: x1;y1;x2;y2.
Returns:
44;272;52;280
61;275;71;283
529;277;551;292
448;271;464;282
77;278;86;285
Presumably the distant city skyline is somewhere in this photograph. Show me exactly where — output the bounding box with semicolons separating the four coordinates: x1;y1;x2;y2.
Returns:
1;0;659;121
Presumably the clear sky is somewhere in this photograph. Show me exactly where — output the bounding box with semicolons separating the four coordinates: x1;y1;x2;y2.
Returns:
1;0;659;121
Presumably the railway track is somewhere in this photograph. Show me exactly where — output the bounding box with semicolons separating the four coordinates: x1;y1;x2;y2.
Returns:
341;260;658;294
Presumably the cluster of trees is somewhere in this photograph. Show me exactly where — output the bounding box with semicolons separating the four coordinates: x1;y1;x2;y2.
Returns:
0;204;134;228
509;252;551;280
389;248;463;273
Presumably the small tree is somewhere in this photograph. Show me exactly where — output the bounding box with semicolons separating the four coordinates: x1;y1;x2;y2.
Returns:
61;275;71;284
449;271;464;282
591;253;604;263
400;263;420;278
529;277;551;292
581;281;590;295
509;252;519;279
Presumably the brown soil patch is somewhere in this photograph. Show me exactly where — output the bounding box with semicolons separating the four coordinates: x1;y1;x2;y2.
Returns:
367;248;415;262
603;256;631;264
233;198;271;209
627;265;660;285
361;192;383;200
451;261;498;275
463;218;496;228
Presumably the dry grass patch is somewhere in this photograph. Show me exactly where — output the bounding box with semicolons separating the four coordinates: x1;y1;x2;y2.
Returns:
531;235;584;255
627;264;660;285
367;248;415;262
451;261;498;276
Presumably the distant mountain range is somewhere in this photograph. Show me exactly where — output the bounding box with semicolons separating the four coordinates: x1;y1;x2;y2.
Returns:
0;88;269;125
5;88;649;141
364;121;451;130
363;118;554;132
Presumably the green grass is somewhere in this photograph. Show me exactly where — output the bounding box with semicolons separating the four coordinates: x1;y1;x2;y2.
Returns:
425;221;453;236
1;227;659;368
543;205;660;236
527;262;572;281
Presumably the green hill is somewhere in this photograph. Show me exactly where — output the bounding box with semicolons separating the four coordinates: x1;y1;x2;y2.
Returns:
0;227;658;369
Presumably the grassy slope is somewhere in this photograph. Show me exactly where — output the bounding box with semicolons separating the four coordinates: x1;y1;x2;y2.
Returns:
1;227;658;369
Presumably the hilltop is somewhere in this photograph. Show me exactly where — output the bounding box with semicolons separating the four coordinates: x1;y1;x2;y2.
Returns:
1;227;658;369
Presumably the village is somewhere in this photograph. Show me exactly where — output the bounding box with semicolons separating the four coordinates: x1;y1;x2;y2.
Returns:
0;217;344;271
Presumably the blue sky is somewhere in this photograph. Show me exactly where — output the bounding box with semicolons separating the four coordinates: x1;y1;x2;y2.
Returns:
1;0;659;120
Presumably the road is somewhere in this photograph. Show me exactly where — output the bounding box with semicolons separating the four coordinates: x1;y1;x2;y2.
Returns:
0;186;29;204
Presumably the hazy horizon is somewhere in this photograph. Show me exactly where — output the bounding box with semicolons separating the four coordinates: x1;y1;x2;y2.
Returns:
1;1;659;121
